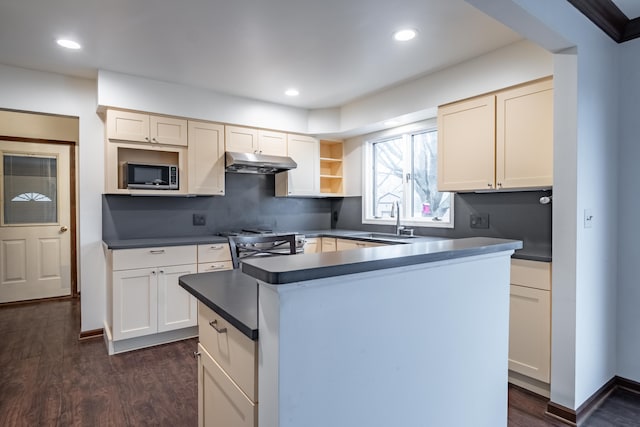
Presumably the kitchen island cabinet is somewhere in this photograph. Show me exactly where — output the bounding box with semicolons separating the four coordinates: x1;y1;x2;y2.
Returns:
180;237;521;427
196;302;257;427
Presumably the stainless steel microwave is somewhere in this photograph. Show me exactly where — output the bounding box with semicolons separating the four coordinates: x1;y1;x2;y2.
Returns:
123;162;179;190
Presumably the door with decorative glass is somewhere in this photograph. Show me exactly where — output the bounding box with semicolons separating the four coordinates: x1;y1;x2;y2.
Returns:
0;140;71;303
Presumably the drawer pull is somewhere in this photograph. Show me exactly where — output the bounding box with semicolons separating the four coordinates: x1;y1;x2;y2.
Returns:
149;249;165;255
210;245;223;250
206;264;225;271
209;319;227;334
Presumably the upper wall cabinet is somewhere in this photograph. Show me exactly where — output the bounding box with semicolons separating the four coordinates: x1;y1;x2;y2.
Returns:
319;140;344;196
188;121;225;195
107;110;188;146
225;125;287;156
275;134;319;197
437;77;553;192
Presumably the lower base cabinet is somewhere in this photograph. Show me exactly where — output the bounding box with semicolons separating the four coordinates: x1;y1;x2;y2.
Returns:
508;259;552;396
196;302;258;427
197;343;256;427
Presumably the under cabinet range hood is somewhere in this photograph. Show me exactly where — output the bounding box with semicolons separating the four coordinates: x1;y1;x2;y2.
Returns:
225;151;297;174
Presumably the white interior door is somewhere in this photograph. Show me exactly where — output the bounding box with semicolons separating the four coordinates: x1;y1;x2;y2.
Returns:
0;140;71;303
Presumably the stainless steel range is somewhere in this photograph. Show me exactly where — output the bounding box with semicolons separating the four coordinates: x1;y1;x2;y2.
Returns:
219;229;306;267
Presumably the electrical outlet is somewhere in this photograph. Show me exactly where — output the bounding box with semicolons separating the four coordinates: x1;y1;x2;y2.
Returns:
193;213;206;226
470;213;489;229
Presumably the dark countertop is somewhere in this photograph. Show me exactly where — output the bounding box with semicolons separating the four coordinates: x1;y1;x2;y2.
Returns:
241;237;522;285
178;269;258;340
178;236;521;340
103;235;228;250
102;229;548;262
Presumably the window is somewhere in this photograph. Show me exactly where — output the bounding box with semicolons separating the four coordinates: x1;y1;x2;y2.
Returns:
363;122;453;228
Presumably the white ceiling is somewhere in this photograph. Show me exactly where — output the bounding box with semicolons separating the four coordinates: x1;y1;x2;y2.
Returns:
0;0;523;110
613;0;640;19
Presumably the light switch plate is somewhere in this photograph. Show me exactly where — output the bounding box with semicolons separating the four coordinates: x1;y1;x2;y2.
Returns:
584;209;593;228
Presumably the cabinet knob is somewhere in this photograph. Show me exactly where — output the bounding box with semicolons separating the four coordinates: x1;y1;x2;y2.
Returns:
497;182;503;188
145;136;150;141
487;183;492;188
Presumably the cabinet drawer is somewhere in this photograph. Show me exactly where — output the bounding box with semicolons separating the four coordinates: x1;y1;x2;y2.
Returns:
197;243;232;263
198;343;257;427
511;259;551;291
198;302;257;402
197;261;233;273
112;245;197;270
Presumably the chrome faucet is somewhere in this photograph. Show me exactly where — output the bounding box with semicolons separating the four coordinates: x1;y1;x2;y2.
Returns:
395;201;404;235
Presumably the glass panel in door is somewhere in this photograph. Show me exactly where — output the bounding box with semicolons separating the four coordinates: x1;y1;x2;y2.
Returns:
3;154;58;224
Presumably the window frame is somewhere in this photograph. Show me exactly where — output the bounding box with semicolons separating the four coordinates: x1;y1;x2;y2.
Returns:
362;119;454;229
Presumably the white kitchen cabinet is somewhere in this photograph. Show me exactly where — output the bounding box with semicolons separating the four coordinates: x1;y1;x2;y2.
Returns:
304;237;319;253
107;109;188;146
437;77;553;192
336;238;384;251
196;302;258;427
275;134;320;196
197;243;233;273
321;237;337;252
106;245;198;350
225;125;287;156
104;110;188;195
188;121;225;195
319;140;344;195
508;259;552;396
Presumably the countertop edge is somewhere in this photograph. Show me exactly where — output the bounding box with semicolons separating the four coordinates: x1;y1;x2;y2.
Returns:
178;274;258;341
242;237;522;285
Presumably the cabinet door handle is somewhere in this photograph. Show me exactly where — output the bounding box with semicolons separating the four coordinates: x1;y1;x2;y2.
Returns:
149;249;165;254
209;319;227;334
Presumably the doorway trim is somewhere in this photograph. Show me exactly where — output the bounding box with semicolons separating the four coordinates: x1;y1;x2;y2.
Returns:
0;135;78;298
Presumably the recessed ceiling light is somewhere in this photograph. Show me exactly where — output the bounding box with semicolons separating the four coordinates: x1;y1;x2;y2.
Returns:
56;39;81;50
285;88;299;97
393;29;417;42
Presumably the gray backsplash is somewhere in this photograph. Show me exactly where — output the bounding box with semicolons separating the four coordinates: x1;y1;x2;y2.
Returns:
103;174;551;257
102;173;333;240
332;191;551;256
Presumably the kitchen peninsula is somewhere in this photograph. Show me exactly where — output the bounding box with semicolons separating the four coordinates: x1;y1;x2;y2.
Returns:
179;236;522;427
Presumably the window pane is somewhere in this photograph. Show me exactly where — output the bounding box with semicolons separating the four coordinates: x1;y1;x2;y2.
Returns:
3;154;58;224
411;131;450;221
372;137;403;218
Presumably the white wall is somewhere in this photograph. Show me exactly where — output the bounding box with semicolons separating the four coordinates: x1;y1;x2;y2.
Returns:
98;70;310;134
0;64;105;332
617;37;640;381
335;39;552;136
469;0;621;410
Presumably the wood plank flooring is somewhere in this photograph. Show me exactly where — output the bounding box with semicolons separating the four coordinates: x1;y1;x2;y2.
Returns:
2;298;640;426
0;299;197;426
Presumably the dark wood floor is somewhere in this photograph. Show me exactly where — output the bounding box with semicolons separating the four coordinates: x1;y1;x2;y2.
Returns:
2;299;639;426
0;298;197;426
